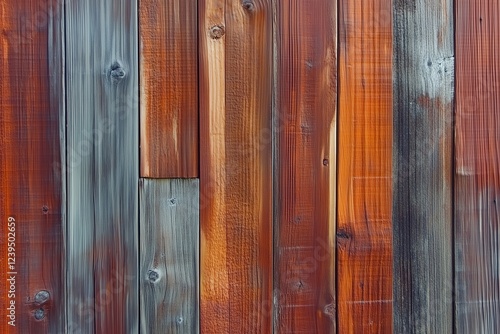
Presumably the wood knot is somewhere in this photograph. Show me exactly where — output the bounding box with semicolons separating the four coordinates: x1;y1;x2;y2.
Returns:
209;25;225;39
34;308;45;320
109;61;126;83
242;0;255;12
147;269;160;283
34;290;50;304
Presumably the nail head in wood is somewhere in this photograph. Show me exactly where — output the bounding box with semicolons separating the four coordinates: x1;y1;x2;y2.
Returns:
147;269;160;283
242;0;255;12
209;25;225;39
34;290;50;304
176;316;183;324
42;205;49;214
34;308;45;320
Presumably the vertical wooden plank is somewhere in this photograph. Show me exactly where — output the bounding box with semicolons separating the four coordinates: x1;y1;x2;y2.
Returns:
337;0;393;332
65;1;138;332
199;0;273;332
393;1;454;333
274;0;337;333
455;0;500;331
140;179;199;333
139;0;198;178
0;1;65;332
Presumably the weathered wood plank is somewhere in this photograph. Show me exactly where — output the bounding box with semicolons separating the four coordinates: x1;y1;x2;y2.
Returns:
65;1;138;332
393;1;454;333
139;179;199;333
199;0;273;332
455;0;500;331
139;0;199;178
0;1;65;332
274;1;337;332
337;0;393;332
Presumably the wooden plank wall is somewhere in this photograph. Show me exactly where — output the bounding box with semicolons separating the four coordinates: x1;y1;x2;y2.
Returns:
65;0;138;332
455;0;500;332
0;1;65;332
274;0;337;332
393;0;454;333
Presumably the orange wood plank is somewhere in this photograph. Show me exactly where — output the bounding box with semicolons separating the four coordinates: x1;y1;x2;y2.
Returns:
455;0;500;331
337;0;393;332
0;1;65;332
199;0;273;332
140;0;198;178
274;1;337;332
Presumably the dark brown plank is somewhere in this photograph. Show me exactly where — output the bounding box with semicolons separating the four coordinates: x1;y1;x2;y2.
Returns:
393;0;454;332
455;0;500;331
199;0;273;332
274;0;337;332
0;1;65;332
139;0;199;178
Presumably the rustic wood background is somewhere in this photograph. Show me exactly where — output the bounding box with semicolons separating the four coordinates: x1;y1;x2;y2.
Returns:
0;0;498;333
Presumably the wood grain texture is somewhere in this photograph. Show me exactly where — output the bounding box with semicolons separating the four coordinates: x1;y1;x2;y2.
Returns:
139;0;199;178
0;1;65;332
393;1;454;333
65;1;138;332
274;1;337;332
337;0;393;332
199;0;273;332
455;0;500;331
139;179;199;333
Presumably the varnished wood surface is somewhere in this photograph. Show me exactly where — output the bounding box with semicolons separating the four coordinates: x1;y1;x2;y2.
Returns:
274;1;337;332
199;0;273;332
0;1;65;332
455;0;500;332
139;0;199;178
65;1;138;332
337;0;393;332
393;0;454;332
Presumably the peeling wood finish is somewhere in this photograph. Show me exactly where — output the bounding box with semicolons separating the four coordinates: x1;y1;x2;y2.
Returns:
455;0;500;332
0;1;65;332
393;1;454;333
337;0;393;332
140;179;199;333
274;0;337;332
139;0;199;178
199;0;273;332
65;1;138;332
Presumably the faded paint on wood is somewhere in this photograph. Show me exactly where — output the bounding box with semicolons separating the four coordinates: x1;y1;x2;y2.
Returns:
140;0;199;178
337;0;393;332
455;0;500;331
0;1;65;332
274;0;337;332
199;0;273;332
393;1;454;333
65;1;138;332
140;179;199;333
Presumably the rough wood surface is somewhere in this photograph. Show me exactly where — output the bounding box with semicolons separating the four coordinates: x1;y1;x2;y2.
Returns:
139;0;199;178
393;1;454;333
140;179;199;333
0;1;65;332
274;1;337;332
65;1;138;332
455;0;500;331
337;0;393;332
199;0;273;332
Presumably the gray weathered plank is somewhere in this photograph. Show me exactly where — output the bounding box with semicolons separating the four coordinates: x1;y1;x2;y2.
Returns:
140;179;199;334
65;1;138;332
393;0;454;332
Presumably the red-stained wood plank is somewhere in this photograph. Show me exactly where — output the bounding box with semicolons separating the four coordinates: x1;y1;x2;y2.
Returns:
337;0;393;332
0;1;65;332
274;1;337;332
140;0;198;178
199;0;273;332
455;1;500;331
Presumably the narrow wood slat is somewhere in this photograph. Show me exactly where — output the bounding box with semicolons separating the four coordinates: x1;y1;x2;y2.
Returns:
455;0;500;331
140;179;199;333
393;1;454;332
65;1;138;332
274;0;337;332
337;0;393;332
199;0;273;332
139;0;199;178
0;1;65;332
